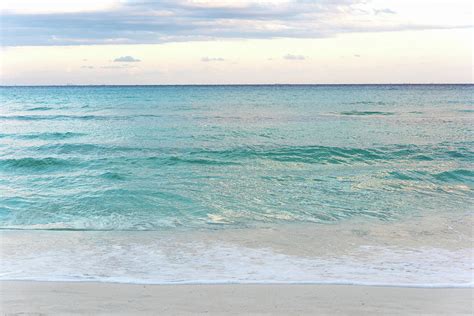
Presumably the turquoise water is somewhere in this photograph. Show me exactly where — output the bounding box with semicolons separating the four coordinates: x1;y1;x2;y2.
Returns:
1;85;473;285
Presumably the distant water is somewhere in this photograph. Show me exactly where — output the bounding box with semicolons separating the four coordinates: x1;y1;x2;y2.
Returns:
1;85;473;286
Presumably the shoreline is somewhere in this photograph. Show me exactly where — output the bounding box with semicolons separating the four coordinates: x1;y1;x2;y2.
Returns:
1;279;472;288
1;281;472;315
2;214;472;287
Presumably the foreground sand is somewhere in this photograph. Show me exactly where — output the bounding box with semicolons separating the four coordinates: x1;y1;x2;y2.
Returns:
1;281;472;315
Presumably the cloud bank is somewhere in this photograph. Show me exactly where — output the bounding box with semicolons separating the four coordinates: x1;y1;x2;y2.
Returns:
1;0;471;46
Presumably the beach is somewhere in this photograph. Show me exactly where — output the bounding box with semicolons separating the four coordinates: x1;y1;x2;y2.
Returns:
1;0;473;313
1;281;472;315
1;85;472;314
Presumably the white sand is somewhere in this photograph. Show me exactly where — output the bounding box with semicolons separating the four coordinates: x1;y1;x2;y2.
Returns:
1;281;472;315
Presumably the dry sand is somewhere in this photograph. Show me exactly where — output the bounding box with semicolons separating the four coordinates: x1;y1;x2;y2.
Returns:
1;281;472;315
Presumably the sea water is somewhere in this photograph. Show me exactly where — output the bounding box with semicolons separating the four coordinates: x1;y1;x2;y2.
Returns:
0;85;472;286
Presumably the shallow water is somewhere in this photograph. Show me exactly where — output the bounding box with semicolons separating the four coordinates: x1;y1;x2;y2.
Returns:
0;85;472;285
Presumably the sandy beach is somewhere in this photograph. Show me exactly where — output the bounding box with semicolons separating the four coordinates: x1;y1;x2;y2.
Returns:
1;281;472;315
2;1;473;314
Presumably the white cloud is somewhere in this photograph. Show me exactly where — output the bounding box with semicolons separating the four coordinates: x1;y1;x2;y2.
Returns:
113;56;141;62
0;0;118;14
1;0;472;46
201;57;225;62
284;54;305;60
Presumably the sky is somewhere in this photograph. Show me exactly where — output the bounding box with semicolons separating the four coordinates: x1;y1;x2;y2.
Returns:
0;0;472;84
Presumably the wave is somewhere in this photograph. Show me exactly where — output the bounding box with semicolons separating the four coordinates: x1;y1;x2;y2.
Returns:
388;171;425;181
18;132;86;140
100;172;127;181
338;111;395;116
1;231;472;287
152;156;241;166
34;143;123;154
0;115;108;121
26;106;54;111
1;277;471;288
5;143;472;169
0;157;72;170
32;143;159;155
433;169;473;183
216;146;385;164
388;169;473;185
345;101;389;105
0;114;163;121
31;144;434;165
182;144;472;165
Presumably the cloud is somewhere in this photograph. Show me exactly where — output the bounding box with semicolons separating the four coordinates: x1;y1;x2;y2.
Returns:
354;54;361;57
201;57;225;62
374;8;396;15
284;54;305;60
113;56;141;62
0;0;471;46
80;65;94;69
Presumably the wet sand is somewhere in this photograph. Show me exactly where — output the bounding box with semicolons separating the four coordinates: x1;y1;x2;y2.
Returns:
1;281;472;315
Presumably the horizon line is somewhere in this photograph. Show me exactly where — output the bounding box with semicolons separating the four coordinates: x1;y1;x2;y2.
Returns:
1;83;473;87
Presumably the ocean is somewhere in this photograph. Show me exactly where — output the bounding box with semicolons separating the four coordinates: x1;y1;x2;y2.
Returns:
0;84;472;286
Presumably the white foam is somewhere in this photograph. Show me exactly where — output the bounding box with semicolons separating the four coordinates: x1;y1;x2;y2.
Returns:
1;230;472;287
